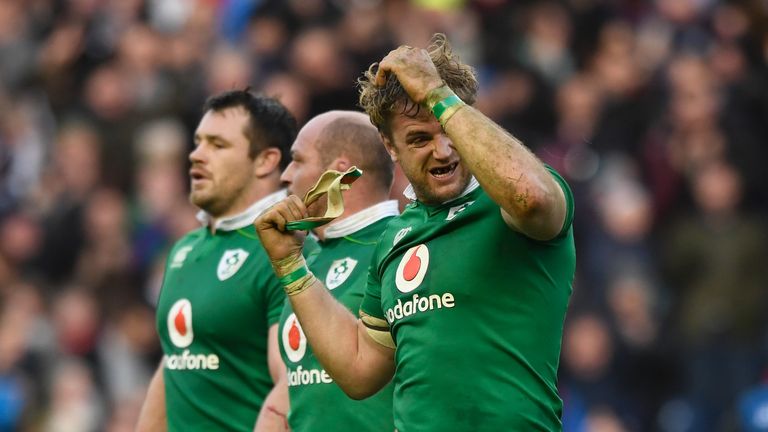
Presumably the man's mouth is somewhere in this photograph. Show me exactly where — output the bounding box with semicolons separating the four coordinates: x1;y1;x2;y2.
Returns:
190;168;210;181
429;162;458;179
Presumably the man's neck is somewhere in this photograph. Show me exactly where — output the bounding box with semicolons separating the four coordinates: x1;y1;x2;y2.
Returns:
207;178;281;232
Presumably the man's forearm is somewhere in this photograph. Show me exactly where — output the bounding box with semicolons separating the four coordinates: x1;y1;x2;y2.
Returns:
254;378;289;432
287;277;393;399
136;365;167;432
442;104;566;240
255;198;395;399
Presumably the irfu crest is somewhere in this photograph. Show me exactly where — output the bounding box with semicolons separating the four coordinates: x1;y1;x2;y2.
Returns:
217;249;250;281
325;257;358;290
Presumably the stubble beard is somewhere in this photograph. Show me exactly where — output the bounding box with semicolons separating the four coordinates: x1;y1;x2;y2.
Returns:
190;189;224;217
412;168;472;206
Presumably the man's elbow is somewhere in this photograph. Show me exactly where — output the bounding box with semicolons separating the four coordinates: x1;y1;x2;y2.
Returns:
504;190;566;240
335;375;387;400
338;381;376;400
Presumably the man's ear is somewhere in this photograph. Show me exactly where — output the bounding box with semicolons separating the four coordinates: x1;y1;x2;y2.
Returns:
381;133;398;162
329;156;351;172
253;148;282;178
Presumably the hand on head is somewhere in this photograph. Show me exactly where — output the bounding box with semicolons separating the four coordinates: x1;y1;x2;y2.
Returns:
374;44;444;104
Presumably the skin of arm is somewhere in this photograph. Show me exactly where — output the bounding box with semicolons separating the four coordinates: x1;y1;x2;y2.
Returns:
135;364;167;432
254;325;290;432
375;47;567;241
254;380;289;432
254;196;395;400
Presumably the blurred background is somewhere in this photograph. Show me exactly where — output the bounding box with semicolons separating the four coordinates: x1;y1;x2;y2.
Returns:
0;0;767;431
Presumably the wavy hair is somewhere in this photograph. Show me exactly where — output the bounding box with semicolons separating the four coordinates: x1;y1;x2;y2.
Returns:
357;34;478;136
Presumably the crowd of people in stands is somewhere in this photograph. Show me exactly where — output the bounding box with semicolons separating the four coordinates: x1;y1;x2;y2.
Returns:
1;0;767;430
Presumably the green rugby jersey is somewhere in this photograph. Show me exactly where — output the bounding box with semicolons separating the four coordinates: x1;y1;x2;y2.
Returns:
157;190;317;432
361;169;575;431
280;201;398;432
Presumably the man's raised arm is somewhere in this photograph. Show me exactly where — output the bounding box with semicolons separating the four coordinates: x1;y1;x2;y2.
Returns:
375;43;567;241
254;195;395;399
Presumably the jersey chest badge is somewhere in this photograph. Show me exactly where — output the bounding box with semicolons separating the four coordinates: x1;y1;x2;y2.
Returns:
326;257;358;290
217;248;250;281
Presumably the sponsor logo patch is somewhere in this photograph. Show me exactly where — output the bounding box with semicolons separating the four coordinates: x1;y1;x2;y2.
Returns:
395;244;429;293
282;313;307;363
168;299;193;348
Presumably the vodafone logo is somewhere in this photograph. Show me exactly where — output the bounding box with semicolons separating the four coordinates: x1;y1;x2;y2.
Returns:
167;299;194;348
395;244;429;293
282;313;307;363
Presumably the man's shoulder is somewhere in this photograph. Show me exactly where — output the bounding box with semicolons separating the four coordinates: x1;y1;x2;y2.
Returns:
165;228;205;255
175;227;206;243
355;214;399;240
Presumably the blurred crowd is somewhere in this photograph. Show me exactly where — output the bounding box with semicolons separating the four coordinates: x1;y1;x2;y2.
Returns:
0;0;767;431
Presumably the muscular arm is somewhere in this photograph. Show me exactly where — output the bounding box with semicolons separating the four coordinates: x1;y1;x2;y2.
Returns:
376;45;567;240
255;196;395;400
287;278;395;399
136;364;167;432
254;381;289;432
442;106;567;240
267;324;285;384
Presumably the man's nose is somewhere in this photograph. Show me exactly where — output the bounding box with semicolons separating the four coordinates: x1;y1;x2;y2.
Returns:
432;134;454;160
280;163;295;184
189;143;206;164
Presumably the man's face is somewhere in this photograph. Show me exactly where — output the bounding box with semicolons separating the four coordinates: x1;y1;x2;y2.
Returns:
280;122;326;199
189;108;257;216
385;108;471;205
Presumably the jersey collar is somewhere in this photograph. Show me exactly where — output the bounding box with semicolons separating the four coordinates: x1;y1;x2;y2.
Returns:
402;176;480;205
323;200;400;239
196;189;287;232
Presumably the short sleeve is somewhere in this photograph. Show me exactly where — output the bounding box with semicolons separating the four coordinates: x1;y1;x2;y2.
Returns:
264;274;286;326
545;165;575;239
359;261;385;321
302;235;321;261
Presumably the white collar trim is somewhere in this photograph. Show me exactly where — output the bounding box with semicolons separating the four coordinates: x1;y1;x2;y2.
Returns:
323;200;400;239
196;189;287;232
402;176;480;204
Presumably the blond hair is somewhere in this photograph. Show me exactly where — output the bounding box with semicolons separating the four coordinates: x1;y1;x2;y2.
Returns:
357;34;478;135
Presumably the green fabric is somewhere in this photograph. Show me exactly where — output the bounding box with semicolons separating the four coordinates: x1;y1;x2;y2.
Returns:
279;218;395;432
157;226;317;431
360;168;575;431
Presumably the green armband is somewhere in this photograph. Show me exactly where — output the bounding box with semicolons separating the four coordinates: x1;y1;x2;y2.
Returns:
425;85;466;126
272;255;315;296
279;265;308;286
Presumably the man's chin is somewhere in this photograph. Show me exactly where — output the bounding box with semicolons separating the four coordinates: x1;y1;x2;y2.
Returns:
190;192;214;211
431;175;471;202
416;183;463;205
